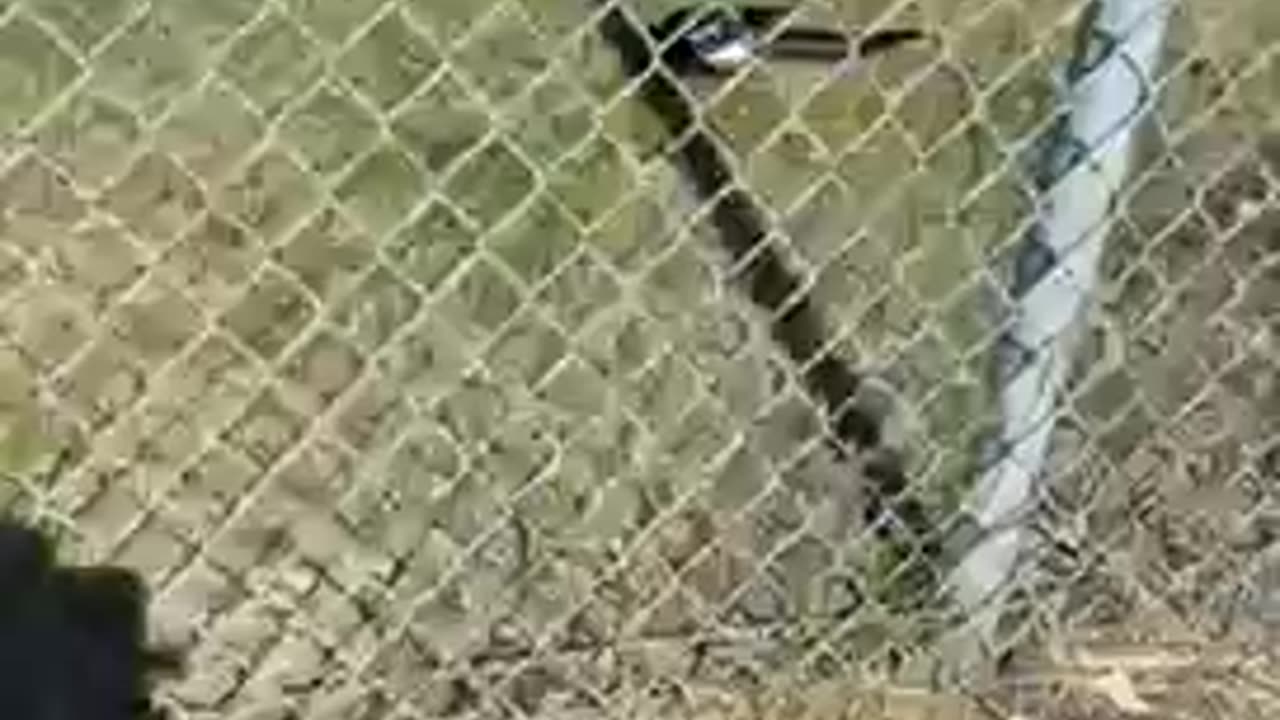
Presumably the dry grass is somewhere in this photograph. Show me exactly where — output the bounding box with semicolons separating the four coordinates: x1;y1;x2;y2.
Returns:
0;0;1276;718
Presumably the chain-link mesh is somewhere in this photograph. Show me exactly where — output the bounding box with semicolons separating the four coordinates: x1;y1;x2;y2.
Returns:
0;0;1276;717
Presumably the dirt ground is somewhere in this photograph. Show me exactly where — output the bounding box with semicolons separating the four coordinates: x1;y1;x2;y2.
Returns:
0;0;1276;718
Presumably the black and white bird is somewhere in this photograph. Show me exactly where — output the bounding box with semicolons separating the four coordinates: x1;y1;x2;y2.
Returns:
653;5;927;76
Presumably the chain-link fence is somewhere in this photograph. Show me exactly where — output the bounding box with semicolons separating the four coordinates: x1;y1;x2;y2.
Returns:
0;0;1276;717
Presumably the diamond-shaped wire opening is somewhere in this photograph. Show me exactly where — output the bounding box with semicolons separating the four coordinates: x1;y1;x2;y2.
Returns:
337;8;442;112
0;14;82;132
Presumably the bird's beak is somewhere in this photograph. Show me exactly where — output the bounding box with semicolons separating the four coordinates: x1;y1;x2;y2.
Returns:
762;28;853;64
763;27;929;65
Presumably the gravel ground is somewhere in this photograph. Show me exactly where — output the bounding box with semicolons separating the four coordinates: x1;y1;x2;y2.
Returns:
0;0;1275;718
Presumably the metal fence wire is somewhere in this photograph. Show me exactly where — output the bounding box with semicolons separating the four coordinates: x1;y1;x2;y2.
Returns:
0;0;1277;717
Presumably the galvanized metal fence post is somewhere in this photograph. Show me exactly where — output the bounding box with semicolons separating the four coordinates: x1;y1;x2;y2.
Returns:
944;0;1174;674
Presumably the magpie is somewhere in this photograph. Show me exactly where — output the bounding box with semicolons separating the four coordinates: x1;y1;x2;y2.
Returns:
653;5;927;76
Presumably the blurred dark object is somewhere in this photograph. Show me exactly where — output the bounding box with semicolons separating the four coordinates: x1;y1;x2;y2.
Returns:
0;520;177;720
